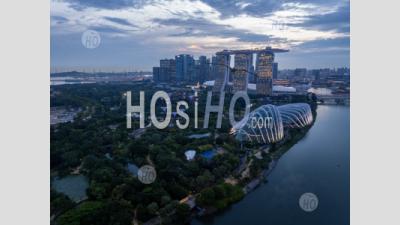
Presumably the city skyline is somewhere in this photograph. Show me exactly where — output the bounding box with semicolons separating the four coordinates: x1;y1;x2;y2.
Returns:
51;0;349;71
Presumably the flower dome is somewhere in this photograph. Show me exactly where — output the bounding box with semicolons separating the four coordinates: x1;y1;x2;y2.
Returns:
231;103;314;144
231;104;284;144
277;103;313;128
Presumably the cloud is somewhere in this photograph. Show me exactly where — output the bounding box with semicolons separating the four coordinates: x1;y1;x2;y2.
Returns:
51;0;350;69
104;17;136;26
235;2;252;10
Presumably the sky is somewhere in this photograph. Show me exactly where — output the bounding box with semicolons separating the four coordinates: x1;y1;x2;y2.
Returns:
50;0;350;72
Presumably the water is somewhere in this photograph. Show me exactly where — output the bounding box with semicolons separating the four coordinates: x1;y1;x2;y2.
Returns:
52;175;89;203
127;163;139;176
50;76;95;86
193;105;350;225
200;150;216;160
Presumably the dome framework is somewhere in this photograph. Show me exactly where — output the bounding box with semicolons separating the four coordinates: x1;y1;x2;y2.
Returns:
232;103;313;144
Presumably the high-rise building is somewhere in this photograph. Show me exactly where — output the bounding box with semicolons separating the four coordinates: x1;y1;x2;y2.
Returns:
206;58;211;80
153;67;160;83
153;66;169;83
294;68;307;77
209;56;217;81
256;51;274;95
175;54;195;82
312;69;320;80
210;47;288;94
272;62;278;79
337;67;350;76
160;59;176;82
248;65;255;83
213;52;230;93
198;56;209;83
194;60;201;83
233;53;252;92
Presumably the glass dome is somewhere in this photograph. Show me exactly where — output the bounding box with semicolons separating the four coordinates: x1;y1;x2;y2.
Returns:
231;104;284;144
231;103;313;144
277;103;313;128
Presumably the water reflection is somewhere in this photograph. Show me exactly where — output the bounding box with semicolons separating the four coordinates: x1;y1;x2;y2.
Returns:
192;105;349;225
52;175;89;202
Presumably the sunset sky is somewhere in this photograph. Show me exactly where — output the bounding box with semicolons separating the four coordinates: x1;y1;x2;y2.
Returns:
51;0;350;71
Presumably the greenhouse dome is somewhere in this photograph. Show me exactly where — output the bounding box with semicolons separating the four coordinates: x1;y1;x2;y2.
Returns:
231;104;284;144
231;103;313;144
277;103;313;128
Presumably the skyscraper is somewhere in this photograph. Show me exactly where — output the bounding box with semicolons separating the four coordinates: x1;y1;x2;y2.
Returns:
153;67;160;83
206;57;211;80
160;59;176;82
232;53;252;92
256;51;274;95
211;47;287;94
175;54;195;82
153;66;169;83
198;55;209;83
248;64;255;83
272;62;278;79
213;52;230;93
209;56;217;81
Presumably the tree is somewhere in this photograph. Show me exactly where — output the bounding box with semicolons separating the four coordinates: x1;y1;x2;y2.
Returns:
87;181;109;200
195;170;215;189
213;185;227;199
147;202;159;215
176;203;191;220
161;195;171;206
197;188;215;206
57;201;107;225
51;190;74;216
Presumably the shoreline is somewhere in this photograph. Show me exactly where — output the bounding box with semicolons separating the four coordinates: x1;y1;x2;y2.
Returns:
195;109;317;224
193;104;317;223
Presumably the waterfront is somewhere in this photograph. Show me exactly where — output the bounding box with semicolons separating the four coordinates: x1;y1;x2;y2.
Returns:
193;105;350;225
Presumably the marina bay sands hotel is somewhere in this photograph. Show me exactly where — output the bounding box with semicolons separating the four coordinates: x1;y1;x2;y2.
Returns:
213;47;288;95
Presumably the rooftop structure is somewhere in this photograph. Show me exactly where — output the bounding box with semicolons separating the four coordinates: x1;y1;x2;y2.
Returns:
214;47;288;95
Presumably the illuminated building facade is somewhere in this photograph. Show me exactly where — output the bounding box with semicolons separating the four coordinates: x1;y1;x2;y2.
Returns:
213;52;230;93
231;104;284;144
256;52;274;95
277;103;313;128
233;53;252;92
231;103;313;144
213;47;288;94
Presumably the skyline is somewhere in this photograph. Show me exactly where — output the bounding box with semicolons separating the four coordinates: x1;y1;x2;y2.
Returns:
51;0;350;71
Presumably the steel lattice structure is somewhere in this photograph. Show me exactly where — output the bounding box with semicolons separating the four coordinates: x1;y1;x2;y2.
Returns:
278;103;313;128
232;104;284;144
231;103;313;144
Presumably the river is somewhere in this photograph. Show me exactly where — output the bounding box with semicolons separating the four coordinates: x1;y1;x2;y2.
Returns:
192;105;350;225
